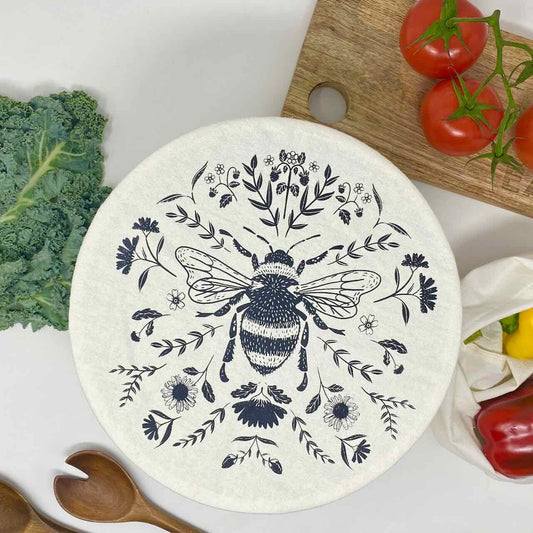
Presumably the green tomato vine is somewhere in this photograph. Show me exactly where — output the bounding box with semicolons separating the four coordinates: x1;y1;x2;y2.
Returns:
415;0;533;183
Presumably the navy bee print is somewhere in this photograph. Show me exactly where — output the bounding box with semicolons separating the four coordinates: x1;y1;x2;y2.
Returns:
175;229;381;378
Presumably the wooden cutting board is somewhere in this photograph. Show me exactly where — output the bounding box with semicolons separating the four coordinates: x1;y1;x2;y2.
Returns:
282;0;533;217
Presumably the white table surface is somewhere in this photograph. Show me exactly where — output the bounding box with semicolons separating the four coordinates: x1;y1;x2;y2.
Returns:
1;1;533;531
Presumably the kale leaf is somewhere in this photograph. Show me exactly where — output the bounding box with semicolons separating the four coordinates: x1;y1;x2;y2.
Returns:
0;90;111;331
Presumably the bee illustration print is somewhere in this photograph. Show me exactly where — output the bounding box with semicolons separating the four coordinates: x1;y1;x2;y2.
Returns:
175;229;381;380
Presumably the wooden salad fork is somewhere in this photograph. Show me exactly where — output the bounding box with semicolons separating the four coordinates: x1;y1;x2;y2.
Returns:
54;450;202;532
0;479;77;533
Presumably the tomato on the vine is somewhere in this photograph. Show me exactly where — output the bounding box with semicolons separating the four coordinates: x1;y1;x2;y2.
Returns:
400;0;488;79
421;78;503;156
515;107;533;170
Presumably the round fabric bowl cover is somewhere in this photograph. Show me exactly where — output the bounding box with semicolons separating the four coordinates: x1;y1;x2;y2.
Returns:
70;117;461;513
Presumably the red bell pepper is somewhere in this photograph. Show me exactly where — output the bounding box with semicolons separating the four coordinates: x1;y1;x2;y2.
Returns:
475;376;533;479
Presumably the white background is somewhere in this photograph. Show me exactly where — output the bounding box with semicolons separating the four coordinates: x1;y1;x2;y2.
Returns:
1;1;533;532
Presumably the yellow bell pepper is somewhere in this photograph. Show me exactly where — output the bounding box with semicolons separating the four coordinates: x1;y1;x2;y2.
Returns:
504;308;533;360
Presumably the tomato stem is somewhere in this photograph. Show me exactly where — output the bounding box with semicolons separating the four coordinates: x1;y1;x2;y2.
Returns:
449;7;533;178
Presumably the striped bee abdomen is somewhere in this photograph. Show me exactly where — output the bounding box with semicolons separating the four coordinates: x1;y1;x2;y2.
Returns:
240;283;300;375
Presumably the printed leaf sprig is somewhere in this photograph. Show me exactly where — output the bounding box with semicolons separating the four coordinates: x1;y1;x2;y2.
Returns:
374;253;438;325
151;323;222;357
318;338;383;383
305;370;344;414
230;382;258;399
337;434;371;469
328;233;400;267
130;308;168;342
116;217;176;290
333;181;372;225
291;413;335;464
182;356;216;403
157;161;208;205
173;405;227;448
373;339;407;375
110;364;166;407
142;410;180;447
222;435;282;475
372;186;411;238
165;206;229;251
267;385;292;404
285;164;338;237
242;155;280;235
267;150;308;220
362;388;415;440
207;165;240;208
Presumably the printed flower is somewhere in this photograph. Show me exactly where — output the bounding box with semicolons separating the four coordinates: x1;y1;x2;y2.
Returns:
299;170;310;186
402;253;429;269
361;193;372;204
353;183;364;194
264;155;275;166
142;414;159;441
286;151;299;165
359;314;378;335
309;161;320;172
232;395;287;429
208;187;218;198
270;169;281;182
204;173;215;184
161;375;198;413
323;395;359;431
215;163;225;175
419;274;438;313
167;289;185;311
116;236;139;274
132;217;159;233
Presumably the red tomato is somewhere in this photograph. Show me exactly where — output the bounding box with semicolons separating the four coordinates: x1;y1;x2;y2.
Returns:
515;107;533;170
421;79;503;156
400;0;488;79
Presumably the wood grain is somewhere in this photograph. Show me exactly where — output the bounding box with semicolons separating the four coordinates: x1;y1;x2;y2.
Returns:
282;0;533;217
54;450;201;533
0;480;78;533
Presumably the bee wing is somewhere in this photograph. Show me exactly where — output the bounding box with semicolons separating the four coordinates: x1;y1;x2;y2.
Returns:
175;247;252;304
296;270;381;319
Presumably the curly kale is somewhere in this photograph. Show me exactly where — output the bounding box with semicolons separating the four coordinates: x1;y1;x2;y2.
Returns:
0;91;111;331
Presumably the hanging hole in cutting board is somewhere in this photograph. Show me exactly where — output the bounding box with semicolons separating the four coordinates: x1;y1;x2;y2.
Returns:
308;83;348;124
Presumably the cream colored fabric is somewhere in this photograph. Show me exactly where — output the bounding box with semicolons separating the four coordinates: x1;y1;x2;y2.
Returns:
432;255;533;482
70;117;461;511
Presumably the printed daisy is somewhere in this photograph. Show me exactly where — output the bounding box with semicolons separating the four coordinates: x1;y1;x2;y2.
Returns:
214;163;225;175
323;395;359;431
309;161;320;172
161;375;198;413
359;314;378;335
361;193;372;204
167;289;185;311
264;155;275;166
204;173;215;184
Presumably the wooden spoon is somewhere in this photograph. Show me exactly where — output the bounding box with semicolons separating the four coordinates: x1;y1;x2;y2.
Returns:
0;480;77;533
54;450;201;533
